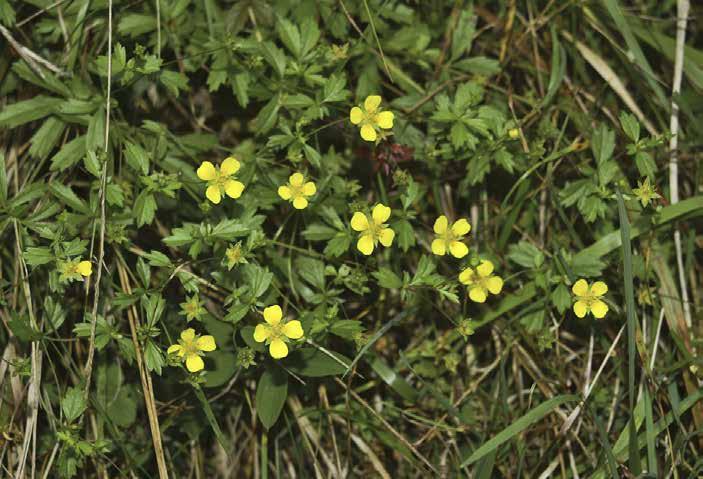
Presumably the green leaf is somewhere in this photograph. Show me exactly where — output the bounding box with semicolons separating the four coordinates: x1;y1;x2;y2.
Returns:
134;191;157;227
329;320;363;340
29;117;66;160
24;246;55;266
0;96;62;128
507;241;544;269
460;395;579;467
373;268;403;289
261;42;287;78
286;348;351;377
61;387;87;423
277;17;302;58
256;366;288;429
619;111;640;142
591;124;615;165
50;135;88;172
242;264;273;299
49;183;91;214
124;141;150;175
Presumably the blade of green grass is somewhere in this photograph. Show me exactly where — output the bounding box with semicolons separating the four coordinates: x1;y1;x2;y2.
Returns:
644;385;657;473
460;395;579;467
616;187;641;475
192;384;230;450
590;403;619;479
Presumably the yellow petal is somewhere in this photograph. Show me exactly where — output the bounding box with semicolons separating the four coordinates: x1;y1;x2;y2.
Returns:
476;260;494;277
206;185;221;204
360;124;377;142
263;305;282;325
350;106;363;125
282;320;304;339
590;281;608;297
197;161;217;181
449;241;468;259
378;227;395;247
451;219;471;236
376;111;394;129
181;328;195;341
433;215;448;234
468;286;487;303
372;203;391;224
431;238;447;256
289;172;304;187
573;300;588;318
220;156;240;176
292;196;308;209
269;339;289;359
364;95;382;113
185;354;204;372
590;300;609;319
196;335;216;352
167;344;183;356
224;179;244;199
350;212;369;232
357;234;374;255
486;276;504;295
572;279;589;297
77;261;92;276
278;185;292;200
302;182;316;196
253;324;271;343
458;268;474;285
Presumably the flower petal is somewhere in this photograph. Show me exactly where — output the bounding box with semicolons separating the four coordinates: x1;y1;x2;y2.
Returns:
378;227;395;247
282;320;304;339
289;172;304;187
572;279;589;297
451;219;471;236
206;185;221;204
356;234;374;255
302;182;316;196
77;261;92;276
590;300;609;319
220;156;240;176
167;344;183;356
468;286;487;303
433;215;448;234
185;354;204;372
196;335;216;352
364;95;382;113
590;281;608;297
263;305;283;325
431;239;447;256
350;212;369;232
292;196;308;209
573;300;588;318
269;339;289;359
476;260;494;277
278;185;292;200
372;203;391;224
253;324;271;343
376;111;394;129
181;328;196;341
458;268;474;285
224;180;244;199
197;161;217;181
449;241;468;259
486;276;504;295
360;124;377;142
350;106;363;125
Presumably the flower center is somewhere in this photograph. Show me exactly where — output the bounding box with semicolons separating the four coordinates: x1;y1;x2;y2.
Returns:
288;184;304;199
440;230;456;243
181;338;199;356
267;323;285;342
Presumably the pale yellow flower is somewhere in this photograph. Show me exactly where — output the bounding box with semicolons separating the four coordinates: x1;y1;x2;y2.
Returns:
196;157;245;204
572;279;608;319
431;215;470;258
350;95;394;142
167;328;217;372
253;305;304;359
350;204;395;255
278;173;316;209
459;260;504;303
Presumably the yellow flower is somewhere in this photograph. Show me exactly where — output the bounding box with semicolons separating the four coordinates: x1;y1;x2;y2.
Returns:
167;328;217;372
225;242;247;270
253;305;304;359
58;259;92;282
278;173;316;209
196;156;245;204
350;204;395;255
572;279;608;319
508;128;520;139
431;215;470;258
459;260;504;303
349;95;394;142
